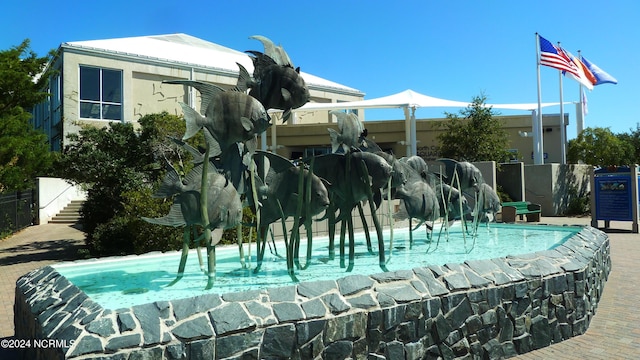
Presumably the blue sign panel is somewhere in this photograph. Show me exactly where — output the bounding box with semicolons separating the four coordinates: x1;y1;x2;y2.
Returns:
594;175;633;221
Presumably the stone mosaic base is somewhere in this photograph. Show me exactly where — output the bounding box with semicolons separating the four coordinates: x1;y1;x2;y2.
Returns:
14;225;610;359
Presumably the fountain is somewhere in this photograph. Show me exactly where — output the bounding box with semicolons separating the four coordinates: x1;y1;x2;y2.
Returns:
14;36;611;359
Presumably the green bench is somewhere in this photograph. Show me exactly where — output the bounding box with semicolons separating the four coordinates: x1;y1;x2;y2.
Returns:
501;201;541;222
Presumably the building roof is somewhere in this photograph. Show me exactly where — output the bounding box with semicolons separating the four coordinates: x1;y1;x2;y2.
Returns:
62;33;363;96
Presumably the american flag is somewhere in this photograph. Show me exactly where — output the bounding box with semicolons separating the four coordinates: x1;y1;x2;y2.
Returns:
538;35;580;78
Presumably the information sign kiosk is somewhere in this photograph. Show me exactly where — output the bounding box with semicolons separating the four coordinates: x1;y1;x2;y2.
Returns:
591;165;639;233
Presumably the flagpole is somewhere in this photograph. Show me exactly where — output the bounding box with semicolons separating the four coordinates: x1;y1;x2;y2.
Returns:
534;33;544;165
577;84;584;134
576;50;585;135
558;42;566;164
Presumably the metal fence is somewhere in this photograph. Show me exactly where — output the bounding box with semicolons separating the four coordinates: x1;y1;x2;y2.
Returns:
0;189;35;236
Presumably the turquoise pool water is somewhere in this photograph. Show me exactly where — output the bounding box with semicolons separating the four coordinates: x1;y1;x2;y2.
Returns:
53;223;579;309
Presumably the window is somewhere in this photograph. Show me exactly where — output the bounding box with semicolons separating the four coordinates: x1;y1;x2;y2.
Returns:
79;66;122;120
304;146;331;158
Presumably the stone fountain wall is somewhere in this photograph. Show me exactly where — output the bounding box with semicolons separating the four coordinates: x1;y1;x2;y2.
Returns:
14;225;610;359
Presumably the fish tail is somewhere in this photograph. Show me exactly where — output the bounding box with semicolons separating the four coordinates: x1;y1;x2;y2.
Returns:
235;62;253;92
153;162;183;198
327;128;341;153
179;103;205;140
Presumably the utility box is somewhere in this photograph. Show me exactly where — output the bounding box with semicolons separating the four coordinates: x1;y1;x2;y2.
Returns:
591;166;639;233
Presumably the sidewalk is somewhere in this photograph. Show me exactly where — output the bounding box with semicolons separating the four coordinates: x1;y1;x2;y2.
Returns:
514;217;640;359
0;218;638;359
0;223;86;338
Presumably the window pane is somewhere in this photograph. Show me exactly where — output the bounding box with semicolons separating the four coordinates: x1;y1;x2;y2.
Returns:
102;69;122;103
80;102;101;119
80;67;100;101
102;104;122;120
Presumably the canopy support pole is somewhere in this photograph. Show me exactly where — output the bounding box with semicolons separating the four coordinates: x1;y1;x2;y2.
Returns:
410;106;417;157
403;107;411;156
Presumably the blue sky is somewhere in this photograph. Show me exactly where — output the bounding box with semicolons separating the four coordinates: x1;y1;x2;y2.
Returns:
2;0;637;140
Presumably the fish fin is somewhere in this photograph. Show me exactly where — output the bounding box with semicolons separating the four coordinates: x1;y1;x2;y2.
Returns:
141;203;186;227
245;136;257;157
203;127;222;158
153;161;183;198
183;159;220;188
209;228;224;247
249;35;293;67
436;158;461;185
412;220;426;231
235;62;253;92
183;163;203;188
164;80;224;113
373;190;382;209
281;88;291;102
240;116;253;131
179;103;205;140
249;36;278;62
169;136;204;164
254;150;294;174
282;109;291;123
327;128;341;153
329;110;347;132
246;50;276;78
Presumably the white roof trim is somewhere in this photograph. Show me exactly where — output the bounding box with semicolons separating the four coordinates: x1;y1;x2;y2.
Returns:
64;33;364;95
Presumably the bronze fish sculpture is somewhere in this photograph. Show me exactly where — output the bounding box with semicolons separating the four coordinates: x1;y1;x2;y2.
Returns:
435;182;471;220
374;151;407;191
437;158;484;192
312;152;391;219
237;36;310;122
393;180;440;247
475;183;501;222
143;162;243;245
249;150;330;279
251;150;330;226
404;156;429;180
327;111;366;153
163;80;271;157
393;181;440;226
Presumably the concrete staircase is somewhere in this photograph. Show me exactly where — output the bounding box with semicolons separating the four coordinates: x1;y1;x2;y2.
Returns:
49;200;84;224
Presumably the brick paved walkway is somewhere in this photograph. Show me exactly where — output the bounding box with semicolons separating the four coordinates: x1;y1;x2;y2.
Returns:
0;224;85;338
0;218;638;359
514;218;640;359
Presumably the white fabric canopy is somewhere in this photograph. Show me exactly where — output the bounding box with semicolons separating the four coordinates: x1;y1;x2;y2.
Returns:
293;89;568;156
296;89;564;112
297;89;470;111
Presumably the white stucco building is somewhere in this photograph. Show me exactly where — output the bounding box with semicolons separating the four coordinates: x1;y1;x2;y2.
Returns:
30;33;365;151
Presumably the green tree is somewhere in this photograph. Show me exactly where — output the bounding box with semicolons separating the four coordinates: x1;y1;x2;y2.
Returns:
56;112;204;256
567;127;634;166
0;40;56;192
436;94;511;162
615;123;640;164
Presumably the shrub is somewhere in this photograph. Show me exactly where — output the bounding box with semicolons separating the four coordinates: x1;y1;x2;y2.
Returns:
496;185;513;203
565;188;590;216
85;187;183;256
